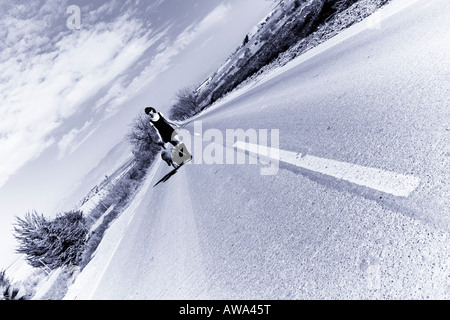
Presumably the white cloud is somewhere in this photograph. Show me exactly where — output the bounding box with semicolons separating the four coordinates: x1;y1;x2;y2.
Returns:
95;3;232;117
0;1;232;189
0;1;158;189
195;2;231;31
57;120;95;160
92;27;170;117
85;0;120;23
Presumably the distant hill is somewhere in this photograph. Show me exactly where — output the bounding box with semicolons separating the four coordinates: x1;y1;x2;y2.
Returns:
170;0;389;120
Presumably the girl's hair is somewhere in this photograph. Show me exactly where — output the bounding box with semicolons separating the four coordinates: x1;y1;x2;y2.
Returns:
144;107;156;115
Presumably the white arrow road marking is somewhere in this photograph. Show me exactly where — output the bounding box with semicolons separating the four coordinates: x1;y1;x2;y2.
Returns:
234;141;421;197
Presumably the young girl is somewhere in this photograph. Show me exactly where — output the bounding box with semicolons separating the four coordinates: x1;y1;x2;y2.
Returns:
145;107;192;168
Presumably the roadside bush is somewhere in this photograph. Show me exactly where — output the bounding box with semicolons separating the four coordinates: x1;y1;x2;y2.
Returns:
196;87;213;109
169;86;200;121
14;210;88;270
106;166;145;205
1;270;24;300
126;113;161;169
79;207;120;269
202;0;367;110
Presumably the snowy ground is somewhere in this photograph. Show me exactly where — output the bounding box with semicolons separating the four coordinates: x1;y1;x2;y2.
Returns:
64;0;449;300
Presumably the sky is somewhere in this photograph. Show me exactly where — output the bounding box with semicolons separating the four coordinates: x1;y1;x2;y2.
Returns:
0;0;276;270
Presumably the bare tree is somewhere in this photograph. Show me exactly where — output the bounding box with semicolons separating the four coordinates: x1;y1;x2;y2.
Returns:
14;210;87;270
169;86;199;121
126;113;161;167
